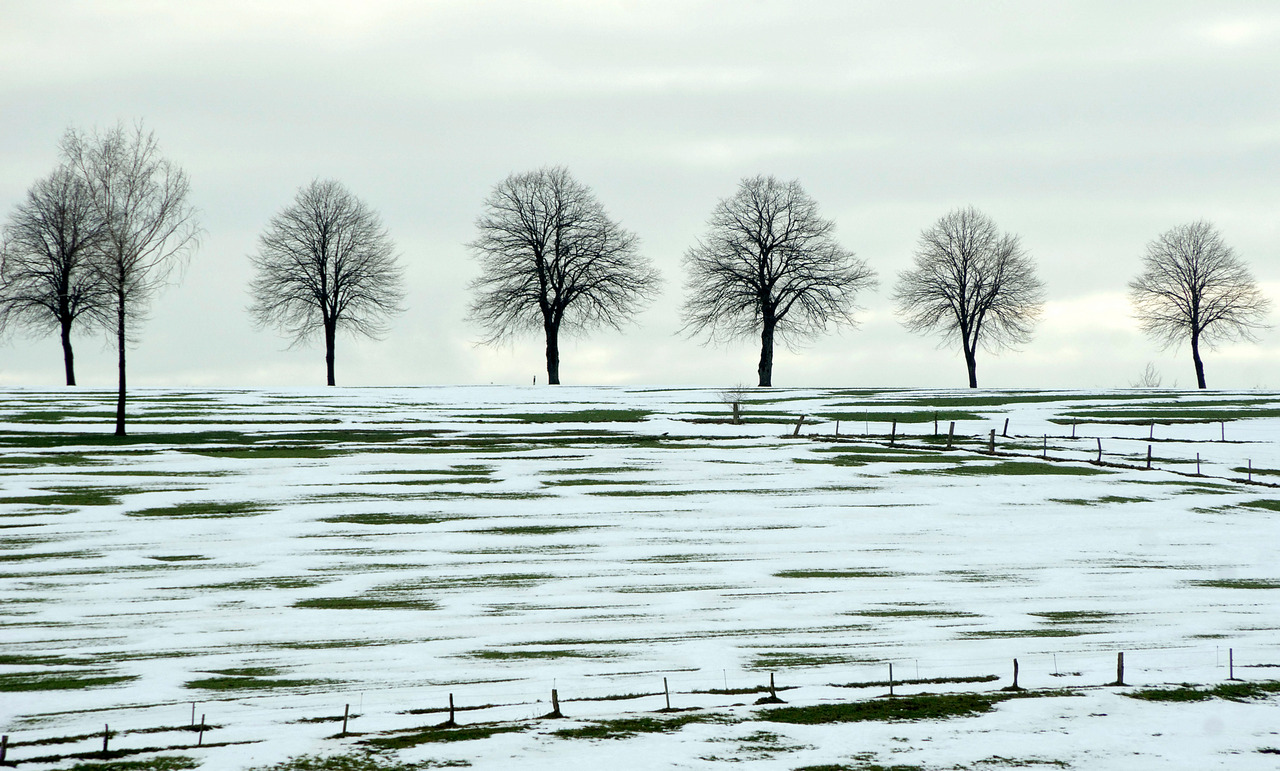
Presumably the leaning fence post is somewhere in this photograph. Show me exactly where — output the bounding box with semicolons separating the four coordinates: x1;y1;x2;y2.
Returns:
198;715;206;746
946;422;955;449
103;724;110;754
1095;437;1102;463
1002;417;1009;437
341;703;350;736
664;676;671;710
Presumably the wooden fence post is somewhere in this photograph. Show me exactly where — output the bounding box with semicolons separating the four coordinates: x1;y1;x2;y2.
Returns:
664;677;671;710
1012;658;1020;689
1002;418;1009;437
1196;453;1201;475
341;703;349;736
449;693;456;726
1229;648;1237;681
550;688;562;718
198;715;206;746
988;429;995;454
1113;652;1125;686
1095;437;1102;463
103;724;110;754
769;672;777;700
888;663;895;696
946;422;955;449
792;416;805;436
1146;445;1152;469
1;734;8;764
890;420;897;446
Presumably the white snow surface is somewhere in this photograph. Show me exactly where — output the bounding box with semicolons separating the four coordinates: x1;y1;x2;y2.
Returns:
1;385;1278;769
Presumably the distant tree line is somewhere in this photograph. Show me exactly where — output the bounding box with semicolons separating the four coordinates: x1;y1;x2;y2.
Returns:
2;124;1274;431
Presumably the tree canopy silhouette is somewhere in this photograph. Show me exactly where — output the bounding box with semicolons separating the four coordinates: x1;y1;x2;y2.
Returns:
681;175;875;387
1129;220;1270;389
468;166;658;385
249;179;405;386
893;206;1043;388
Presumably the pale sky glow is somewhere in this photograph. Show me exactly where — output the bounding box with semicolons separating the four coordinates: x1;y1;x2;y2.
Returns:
1;1;1278;390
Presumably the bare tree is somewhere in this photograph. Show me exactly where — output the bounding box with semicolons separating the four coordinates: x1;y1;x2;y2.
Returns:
0;159;109;384
681;175;875;387
893;206;1044;388
468;166;659;385
1129;221;1270;389
249;180;404;386
66;123;200;435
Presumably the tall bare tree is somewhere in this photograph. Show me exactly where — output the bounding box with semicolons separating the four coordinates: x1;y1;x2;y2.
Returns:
1129;220;1270;389
681;175;875;387
893;206;1044;388
66;123;200;435
468;166;659;385
249;179;405;386
0;160;109;384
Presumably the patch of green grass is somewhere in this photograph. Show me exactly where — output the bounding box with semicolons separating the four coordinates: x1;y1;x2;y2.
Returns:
763;689;1075;724
185;674;333;691
541;477;649;486
1190;578;1280;589
184;446;347;459
364;723;526;749
552;712;725;740
483;409;651;423
845;609;980;619
67;757;201;771
148;555;209;562
195;576;327;591
472;525;598;535
1240;499;1280;512
834;675;999;689
0;549;101;563
0;670;137;691
818;410;986;424
775;569;905;579
901;461;1106;477
959;629;1087;639
246;750;448;770
0;486;136;507
127;501;270;518
469;649;613;661
1125;680;1280;702
1029;611;1118;623
320;513;454;526
293;597;440;611
748;652;865;669
0;453;101;468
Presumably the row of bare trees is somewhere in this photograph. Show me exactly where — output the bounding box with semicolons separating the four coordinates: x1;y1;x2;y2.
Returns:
466;168;1271;390
3;136;1273;428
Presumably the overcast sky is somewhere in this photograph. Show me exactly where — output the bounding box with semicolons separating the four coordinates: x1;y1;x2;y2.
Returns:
2;1;1278;390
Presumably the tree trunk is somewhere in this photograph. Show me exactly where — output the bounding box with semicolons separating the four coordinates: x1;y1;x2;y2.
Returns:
544;320;561;385
963;339;978;389
60;318;76;386
757;321;775;387
324;319;337;386
1191;330;1207;389
114;298;127;436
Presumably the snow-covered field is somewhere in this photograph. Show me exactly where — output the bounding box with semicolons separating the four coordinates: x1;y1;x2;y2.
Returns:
2;386;1278;770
